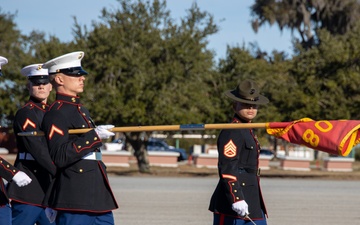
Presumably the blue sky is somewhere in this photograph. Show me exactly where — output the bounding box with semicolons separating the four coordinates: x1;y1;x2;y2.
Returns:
1;0;295;60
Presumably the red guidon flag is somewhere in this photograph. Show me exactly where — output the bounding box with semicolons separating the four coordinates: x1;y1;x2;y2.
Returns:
265;118;360;156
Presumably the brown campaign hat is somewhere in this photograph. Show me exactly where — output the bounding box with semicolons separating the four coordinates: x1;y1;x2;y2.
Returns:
224;79;269;105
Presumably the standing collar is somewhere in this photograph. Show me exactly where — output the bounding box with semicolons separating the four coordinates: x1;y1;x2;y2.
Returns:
55;92;81;104
28;96;49;110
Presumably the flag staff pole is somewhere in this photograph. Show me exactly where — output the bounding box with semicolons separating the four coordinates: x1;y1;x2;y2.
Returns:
18;122;269;136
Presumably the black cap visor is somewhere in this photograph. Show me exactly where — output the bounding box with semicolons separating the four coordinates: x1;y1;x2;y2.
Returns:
51;66;88;76
29;76;50;85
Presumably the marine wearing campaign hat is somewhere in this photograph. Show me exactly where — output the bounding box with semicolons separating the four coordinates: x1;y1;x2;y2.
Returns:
21;64;49;85
209;79;269;224
42;51;88;75
0;56;8;77
224;79;269;105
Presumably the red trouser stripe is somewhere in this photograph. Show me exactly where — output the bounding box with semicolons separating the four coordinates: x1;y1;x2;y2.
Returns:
219;214;225;225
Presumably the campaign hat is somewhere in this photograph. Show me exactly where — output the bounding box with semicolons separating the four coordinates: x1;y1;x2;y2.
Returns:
21;64;49;85
224;79;269;105
0;56;8;77
42;51;88;76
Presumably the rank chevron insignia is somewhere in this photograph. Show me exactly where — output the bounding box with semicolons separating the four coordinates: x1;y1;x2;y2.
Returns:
22;118;36;130
49;125;64;139
224;139;236;157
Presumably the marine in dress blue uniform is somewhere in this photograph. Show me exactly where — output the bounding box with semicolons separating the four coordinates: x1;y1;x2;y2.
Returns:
0;56;32;225
7;64;57;225
41;52;118;225
209;80;269;225
0;158;31;225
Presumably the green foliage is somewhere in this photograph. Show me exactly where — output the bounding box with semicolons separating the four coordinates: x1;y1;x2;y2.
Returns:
216;46;292;122
3;0;360;171
0;9;29;126
289;25;360;120
250;0;360;49
73;0;219;128
2;0;360;140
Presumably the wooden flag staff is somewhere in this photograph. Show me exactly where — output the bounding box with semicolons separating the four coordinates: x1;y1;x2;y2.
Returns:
18;123;269;136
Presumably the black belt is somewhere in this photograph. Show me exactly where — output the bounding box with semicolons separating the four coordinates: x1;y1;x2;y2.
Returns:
239;167;261;176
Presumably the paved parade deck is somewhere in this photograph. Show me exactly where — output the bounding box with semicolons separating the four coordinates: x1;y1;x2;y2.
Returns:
109;174;360;225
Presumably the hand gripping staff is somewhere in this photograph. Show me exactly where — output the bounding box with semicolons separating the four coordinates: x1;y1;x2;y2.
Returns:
243;214;256;225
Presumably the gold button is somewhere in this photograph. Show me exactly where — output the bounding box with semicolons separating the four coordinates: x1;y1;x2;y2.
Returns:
82;125;85;127
12;169;16;172
7;165;9;168
78;145;81;149
94;137;98;140
79;169;83;172
234;190;237;193
231;183;235;186
242;182;245;186
82;113;86;116
236;197;239;200
86;141;89;144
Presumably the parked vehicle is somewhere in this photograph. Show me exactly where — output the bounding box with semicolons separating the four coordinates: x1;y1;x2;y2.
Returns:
259;149;275;160
100;138;126;151
146;138;188;161
101;137;188;161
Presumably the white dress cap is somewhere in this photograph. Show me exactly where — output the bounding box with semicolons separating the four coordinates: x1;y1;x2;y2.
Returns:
42;51;88;75
0;56;8;76
21;64;48;77
0;56;8;69
21;64;49;84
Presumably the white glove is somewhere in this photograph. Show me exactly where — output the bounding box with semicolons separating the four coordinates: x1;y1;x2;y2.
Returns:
232;200;249;217
95;125;115;139
12;171;32;187
45;208;57;223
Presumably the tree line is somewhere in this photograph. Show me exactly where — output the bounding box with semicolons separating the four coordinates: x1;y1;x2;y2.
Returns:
1;0;360;171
